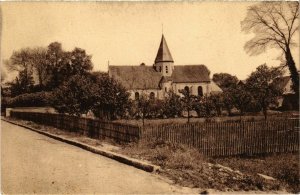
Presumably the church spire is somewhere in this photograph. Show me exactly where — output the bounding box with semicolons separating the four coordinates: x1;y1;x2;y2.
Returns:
154;34;174;76
155;34;174;64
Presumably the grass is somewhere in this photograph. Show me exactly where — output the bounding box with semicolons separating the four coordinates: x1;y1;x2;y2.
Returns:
211;153;300;193
121;138;285;192
114;111;299;126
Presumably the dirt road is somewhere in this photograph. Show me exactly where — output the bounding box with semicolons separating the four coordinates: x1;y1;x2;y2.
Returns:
1;120;197;194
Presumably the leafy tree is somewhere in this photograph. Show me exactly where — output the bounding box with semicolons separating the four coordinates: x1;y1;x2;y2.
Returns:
91;72;130;120
52;74;96;116
194;95;215;118
148;98;164;118
212;73;238;90
163;91;183;118
53;72;130;119
242;2;299;94
246;64;283;120
209;93;223;116
179;88;196;123
134;93;150;127
46;42;64;88
222;90;234;116
18;69;34;93
46;42;93;89
230;87;252;120
212;73;239;116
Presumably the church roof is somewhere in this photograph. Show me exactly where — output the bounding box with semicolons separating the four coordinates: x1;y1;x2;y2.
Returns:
155;34;174;63
109;65;162;90
171;65;210;83
109;64;211;90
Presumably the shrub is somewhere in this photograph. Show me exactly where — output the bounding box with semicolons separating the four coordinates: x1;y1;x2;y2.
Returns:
6;91;53;107
123;138;205;170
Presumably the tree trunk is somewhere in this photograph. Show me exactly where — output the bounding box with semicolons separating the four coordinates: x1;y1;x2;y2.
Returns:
142;115;145;129
240;108;243;122
263;107;267;121
217;107;221;116
285;47;299;95
225;105;232;116
187;107;190;123
142;107;145;129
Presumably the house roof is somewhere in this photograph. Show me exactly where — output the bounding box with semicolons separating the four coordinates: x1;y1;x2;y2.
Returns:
109;65;162;90
237;80;246;85
171;65;210;83
210;81;223;93
109;64;211;90
274;76;291;90
155;34;174;63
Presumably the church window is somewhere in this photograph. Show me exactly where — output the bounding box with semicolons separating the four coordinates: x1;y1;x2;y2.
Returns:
184;86;189;94
165;87;167;92
150;92;155;99
198;86;203;97
166;66;168;73
135;92;139;100
159;66;161;72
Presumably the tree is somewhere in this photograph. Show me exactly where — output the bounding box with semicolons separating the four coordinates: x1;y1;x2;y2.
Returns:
6;48;35;94
212;73;239;116
148;98;164;118
163;91;183;118
45;42;93;89
91;72;130;120
135;93;150;127
194;95;215;118
241;2;299;94
30;47;50;89
52;74;96;116
230;87;252;120
246;64;283;120
222;90;234;116
1;65;7;83
209;93;224;116
179;87;196;123
212;73;238;90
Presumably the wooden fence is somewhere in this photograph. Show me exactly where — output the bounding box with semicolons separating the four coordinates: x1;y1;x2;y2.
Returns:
10;111;141;143
142;119;300;156
10;111;300;157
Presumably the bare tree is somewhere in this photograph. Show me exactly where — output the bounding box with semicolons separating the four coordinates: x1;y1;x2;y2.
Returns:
241;2;299;94
30;47;49;88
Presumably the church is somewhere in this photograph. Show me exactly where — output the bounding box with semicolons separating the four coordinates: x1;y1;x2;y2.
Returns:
108;34;222;100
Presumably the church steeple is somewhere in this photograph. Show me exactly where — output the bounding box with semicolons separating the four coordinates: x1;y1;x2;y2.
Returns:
154;34;174;76
155;34;174;63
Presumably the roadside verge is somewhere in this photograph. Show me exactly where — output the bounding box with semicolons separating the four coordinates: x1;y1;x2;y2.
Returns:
1;117;160;173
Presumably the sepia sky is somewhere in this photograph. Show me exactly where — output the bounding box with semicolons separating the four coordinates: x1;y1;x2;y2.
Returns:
1;1;299;81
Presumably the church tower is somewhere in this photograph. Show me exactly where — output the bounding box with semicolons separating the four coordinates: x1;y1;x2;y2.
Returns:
154;34;174;76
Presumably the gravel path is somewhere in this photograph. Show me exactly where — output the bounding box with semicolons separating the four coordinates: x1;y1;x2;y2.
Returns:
1;120;197;194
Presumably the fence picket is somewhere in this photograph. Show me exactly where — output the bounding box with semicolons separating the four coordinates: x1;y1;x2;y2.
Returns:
10;111;299;157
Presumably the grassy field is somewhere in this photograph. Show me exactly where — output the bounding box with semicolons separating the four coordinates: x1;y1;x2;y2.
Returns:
120;139;299;193
115;111;299;126
210;153;299;193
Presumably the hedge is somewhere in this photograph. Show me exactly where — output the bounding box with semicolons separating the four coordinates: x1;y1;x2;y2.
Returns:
5;92;54;107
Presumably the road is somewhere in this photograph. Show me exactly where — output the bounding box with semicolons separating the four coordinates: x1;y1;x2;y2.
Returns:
1;120;196;194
